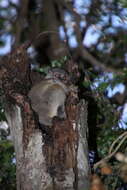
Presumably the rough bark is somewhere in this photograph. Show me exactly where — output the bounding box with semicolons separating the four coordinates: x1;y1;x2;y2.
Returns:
0;43;90;190
5;99;89;190
5;105;52;190
77;100;90;189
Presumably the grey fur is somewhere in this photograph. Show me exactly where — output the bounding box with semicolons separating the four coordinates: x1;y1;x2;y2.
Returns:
28;79;68;126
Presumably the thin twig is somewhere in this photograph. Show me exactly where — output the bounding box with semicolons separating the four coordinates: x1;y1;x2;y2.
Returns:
94;132;127;170
109;131;127;154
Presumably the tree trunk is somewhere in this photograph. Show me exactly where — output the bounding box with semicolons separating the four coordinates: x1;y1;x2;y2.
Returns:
0;41;90;190
5;100;89;190
42;0;67;60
